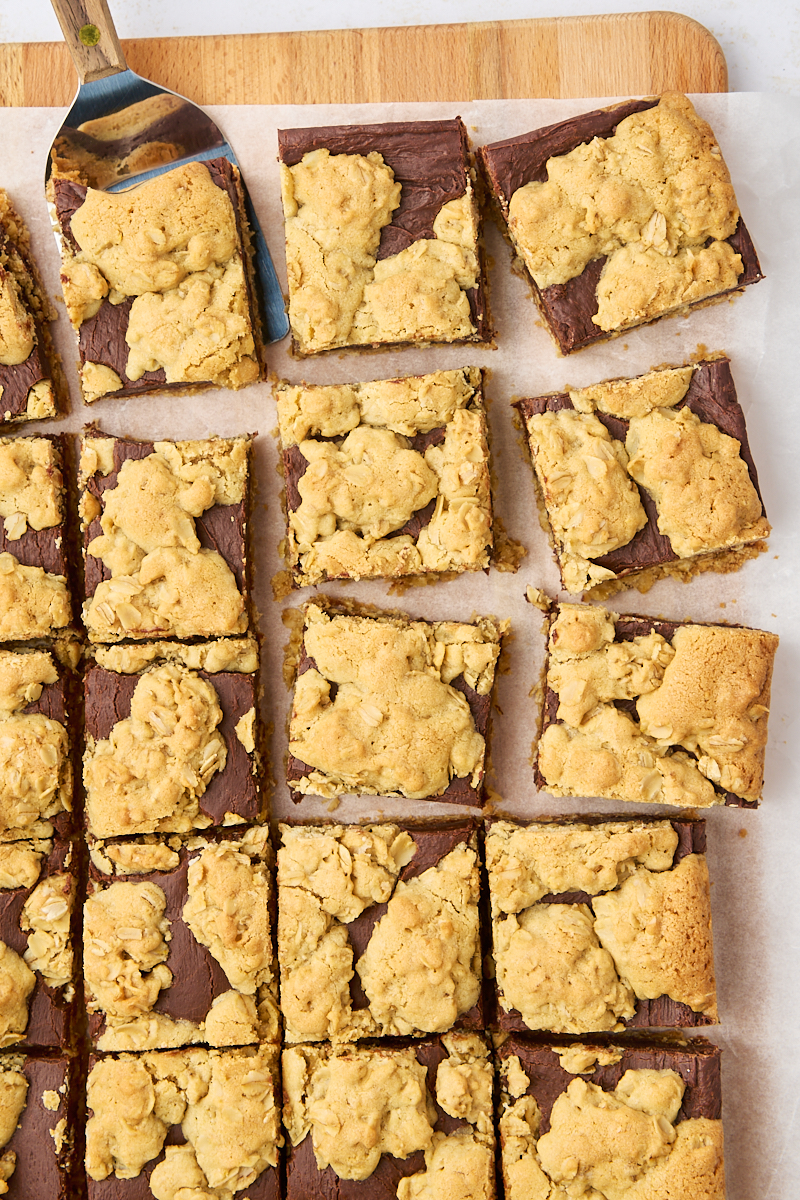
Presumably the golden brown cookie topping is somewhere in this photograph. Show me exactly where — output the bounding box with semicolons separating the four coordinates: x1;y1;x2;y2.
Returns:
83;881;172;1022
0;438;61;537
20;872;74;988
0;555;70;641
0;269;34;367
0;653;69;840
0;941;35;1047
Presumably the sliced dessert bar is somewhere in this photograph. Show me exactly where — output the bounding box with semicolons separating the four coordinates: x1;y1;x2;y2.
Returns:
287;601;504;806
497;1035;724;1200
84;825;278;1051
485;817;717;1034
0;190;62;425
516;357;769;595
83;638;264;839
283;1034;495;1200
479;93;763;353
278;117;489;354
537;602;778;808
50;159;262;403
277;820;483;1042
78;432;251;642
0;1051;79;1198
277;367;492;585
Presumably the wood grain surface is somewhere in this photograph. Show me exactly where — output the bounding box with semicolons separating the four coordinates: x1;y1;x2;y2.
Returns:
0;12;727;107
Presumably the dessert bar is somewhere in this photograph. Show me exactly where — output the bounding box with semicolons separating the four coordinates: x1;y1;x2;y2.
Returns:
287;601;504;805
84;1044;282;1198
50;158;262;403
83;638;264;839
516;357;769;595
84;825;278;1051
0;838;77;1050
79;432;252;642
278;821;483;1042
283;1034;495;1200
0;648;73;843
478;93;763;353
277;367;492;585
537;602;778;808
278;117;489;354
497;1035;724;1200
0;190;62;425
0;1051;79;1197
486;817;717;1034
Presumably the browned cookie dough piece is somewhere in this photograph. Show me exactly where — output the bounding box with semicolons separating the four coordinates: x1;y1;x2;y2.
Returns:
79;432;252;642
517;357;770;596
0;1052;80;1198
478;94;763;354
537;602;778;808
84;1044;282;1199
277;367;492;585
0;436;73;641
50;158;262;403
83;638;264;839
278;820;483;1042
283;1034;495;1200
278;117;489;354
0;839;78;1051
0;648;73;844
0;191;63;426
287;601;505;806
84;825;278;1052
486;816;717;1034
497;1034;724;1200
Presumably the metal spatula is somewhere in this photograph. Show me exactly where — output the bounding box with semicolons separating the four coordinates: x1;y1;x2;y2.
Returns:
46;0;289;343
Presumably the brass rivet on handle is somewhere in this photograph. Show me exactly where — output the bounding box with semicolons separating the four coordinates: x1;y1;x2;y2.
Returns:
78;23;101;46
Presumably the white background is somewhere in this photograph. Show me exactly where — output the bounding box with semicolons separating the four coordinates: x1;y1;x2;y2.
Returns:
0;0;797;94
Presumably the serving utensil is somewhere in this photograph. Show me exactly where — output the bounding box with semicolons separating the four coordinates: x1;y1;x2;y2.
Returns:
46;0;288;343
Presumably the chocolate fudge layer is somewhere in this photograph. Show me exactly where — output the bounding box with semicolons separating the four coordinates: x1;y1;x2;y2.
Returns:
83;639;263;838
85;1044;281;1200
517;357;769;595
0;190;62;425
51;158;261;403
479;94;763;354
278;821;483;1042
283;1034;495;1200
0;648;73;843
84;825;278;1051
0;1052;78;1198
278;117;490;354
79;433;251;642
0;839;77;1050
277;367;493;586
486;817;717;1034
537;603;778;808
497;1035;724;1200
287;601;504;806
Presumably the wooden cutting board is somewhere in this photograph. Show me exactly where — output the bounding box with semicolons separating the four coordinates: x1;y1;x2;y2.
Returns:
0;12;726;106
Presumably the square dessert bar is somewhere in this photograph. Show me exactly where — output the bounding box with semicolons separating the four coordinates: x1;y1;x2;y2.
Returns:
517;357;769;596
50;158;262;404
84;825;278;1051
278;117;489;354
0;435;73;641
0;1051;80;1198
537;603;778;808
287;602;504;805
277;367;492;585
497;1035;724;1200
85;1044;282;1199
485;817;717;1035
83;638;264;839
283;1034;495;1200
79;432;251;642
0;648;73;843
0;190;63;425
278;821;483;1042
478;93;763;354
0;838;78;1050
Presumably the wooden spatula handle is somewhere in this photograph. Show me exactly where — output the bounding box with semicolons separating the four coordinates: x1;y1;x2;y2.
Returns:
50;0;127;84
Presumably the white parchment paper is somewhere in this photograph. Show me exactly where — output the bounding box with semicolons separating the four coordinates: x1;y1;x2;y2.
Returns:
3;93;799;1198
